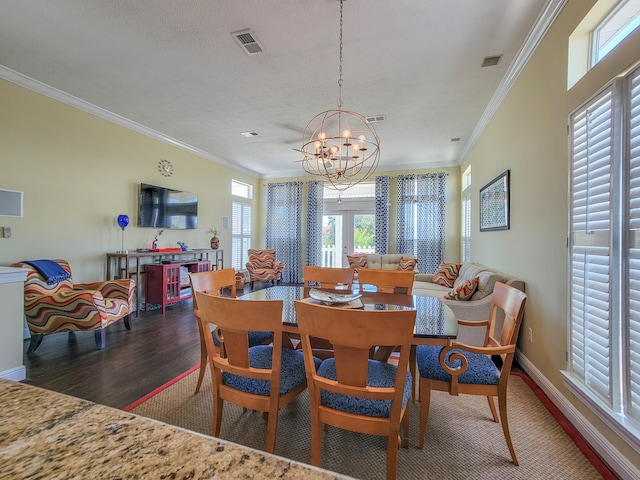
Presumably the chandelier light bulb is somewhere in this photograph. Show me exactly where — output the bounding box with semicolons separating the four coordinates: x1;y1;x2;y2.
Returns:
342;129;351;138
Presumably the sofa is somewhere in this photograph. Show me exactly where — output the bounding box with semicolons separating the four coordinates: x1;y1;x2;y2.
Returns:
413;262;525;345
347;253;419;280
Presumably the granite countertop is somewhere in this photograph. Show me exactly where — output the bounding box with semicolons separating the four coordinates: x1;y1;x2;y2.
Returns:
0;379;351;479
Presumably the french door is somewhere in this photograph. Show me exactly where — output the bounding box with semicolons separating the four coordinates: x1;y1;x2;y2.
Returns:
322;208;375;267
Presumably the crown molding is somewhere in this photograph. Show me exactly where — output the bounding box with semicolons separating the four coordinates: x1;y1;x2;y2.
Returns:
0;65;258;178
459;0;568;162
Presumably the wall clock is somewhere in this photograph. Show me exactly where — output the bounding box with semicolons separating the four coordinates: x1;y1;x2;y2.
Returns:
158;159;174;177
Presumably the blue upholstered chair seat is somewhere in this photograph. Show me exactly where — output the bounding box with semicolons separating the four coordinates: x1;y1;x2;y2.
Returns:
223;345;320;396
416;346;499;385
212;330;272;348
317;359;412;418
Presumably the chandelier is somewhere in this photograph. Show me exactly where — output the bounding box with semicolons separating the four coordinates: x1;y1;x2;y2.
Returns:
299;0;380;192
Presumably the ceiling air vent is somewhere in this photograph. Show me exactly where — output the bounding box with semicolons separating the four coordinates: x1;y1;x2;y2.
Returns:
366;115;386;123
232;29;264;56
481;55;502;67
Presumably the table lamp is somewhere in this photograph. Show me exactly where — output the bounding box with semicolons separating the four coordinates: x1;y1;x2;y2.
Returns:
117;214;129;253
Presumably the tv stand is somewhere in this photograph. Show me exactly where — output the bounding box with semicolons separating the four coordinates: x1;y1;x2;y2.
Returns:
105;249;224;316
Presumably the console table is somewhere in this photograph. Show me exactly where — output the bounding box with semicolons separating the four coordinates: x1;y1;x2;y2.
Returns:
105;249;224;316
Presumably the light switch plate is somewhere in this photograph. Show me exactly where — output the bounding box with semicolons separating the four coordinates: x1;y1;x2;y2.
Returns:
1;226;11;238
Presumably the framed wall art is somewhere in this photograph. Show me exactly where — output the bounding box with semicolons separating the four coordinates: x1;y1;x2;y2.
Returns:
480;169;510;232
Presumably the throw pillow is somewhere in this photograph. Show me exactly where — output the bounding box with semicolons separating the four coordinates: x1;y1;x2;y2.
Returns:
432;261;461;288
347;253;367;269
443;277;479;301
397;256;418;271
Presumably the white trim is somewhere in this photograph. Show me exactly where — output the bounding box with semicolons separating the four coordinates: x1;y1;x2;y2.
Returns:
0;267;28;284
460;0;568;162
0;365;26;382
0;65;258;178
516;350;640;480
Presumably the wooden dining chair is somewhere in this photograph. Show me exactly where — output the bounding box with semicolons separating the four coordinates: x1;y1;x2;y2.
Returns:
194;292;317;453
189;268;272;393
303;265;355;289
294;300;416;480
416;282;527;465
301;265;356;358
358;268;419;400
357;268;415;294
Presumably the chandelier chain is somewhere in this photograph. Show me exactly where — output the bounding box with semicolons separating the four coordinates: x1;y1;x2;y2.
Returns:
338;0;343;109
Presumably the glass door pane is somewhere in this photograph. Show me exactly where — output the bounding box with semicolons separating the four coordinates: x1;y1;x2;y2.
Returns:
322;214;343;267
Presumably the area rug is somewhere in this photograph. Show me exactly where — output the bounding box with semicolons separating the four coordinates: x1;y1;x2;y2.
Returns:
125;367;615;480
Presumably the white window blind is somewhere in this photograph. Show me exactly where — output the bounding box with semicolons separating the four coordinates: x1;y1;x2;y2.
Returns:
627;66;640;419
231;202;251;270
567;65;640;442
461;191;471;262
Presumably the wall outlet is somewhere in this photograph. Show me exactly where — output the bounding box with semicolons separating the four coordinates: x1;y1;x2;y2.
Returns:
527;327;533;343
1;226;11;238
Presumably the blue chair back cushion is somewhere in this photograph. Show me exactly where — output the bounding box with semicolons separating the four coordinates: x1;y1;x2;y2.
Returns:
212;330;272;348
416;346;499;385
316;359;412;418
222;345;320;396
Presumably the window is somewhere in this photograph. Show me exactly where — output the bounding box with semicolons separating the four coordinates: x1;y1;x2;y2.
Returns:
592;0;640;65
231;179;252;199
564;64;640;447
461;166;472;262
231;202;251;270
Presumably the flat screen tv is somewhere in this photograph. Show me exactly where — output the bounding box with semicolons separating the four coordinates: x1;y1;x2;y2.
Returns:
139;183;198;229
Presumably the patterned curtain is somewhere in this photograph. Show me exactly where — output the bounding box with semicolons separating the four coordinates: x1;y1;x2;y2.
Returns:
375;176;390;254
266;182;303;283
396;173;447;274
306;181;324;266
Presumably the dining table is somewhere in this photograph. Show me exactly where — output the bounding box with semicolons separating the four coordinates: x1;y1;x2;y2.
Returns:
238;285;458;349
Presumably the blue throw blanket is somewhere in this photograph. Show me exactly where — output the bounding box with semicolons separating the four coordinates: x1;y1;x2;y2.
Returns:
23;260;71;285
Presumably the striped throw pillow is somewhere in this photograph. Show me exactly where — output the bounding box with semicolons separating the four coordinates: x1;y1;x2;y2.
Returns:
443;277;479;301
432;262;461;288
347;253;367;269
397;256;418;271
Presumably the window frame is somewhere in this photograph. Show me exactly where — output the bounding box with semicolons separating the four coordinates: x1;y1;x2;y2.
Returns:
563;65;640;450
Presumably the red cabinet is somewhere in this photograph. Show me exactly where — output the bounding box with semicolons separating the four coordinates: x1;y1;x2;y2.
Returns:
145;261;209;313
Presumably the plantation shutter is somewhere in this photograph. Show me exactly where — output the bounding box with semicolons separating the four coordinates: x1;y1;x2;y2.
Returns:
231;202;252;270
462;191;471;262
569;86;614;404
627;66;640;420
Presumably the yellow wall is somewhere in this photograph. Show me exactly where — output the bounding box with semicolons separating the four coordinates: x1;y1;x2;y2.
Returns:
0;78;259;281
462;0;640;465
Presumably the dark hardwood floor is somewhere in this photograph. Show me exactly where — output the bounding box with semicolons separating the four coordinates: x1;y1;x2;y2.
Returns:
22;298;201;409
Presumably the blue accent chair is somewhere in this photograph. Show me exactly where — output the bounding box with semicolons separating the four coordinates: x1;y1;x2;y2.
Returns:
194;291;316;454
416;282;527;465
294;299;416;480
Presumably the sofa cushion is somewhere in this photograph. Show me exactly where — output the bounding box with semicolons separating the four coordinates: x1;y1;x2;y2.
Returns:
347;253;368;269
454;263;505;301
397;256;418;271
444;277;479;301
432;262;461;288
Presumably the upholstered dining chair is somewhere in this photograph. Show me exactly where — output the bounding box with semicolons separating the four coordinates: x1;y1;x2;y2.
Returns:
303;265;355;289
194;292;317;454
416;282;527;465
245;248;285;289
12;259;135;353
294;300;416;480
357;268;415;294
189;268;272;393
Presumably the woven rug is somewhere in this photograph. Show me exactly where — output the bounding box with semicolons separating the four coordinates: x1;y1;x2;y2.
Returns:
126;367;613;480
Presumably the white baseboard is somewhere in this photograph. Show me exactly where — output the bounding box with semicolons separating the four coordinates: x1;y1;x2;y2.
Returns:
0;365;26;382
516;351;640;480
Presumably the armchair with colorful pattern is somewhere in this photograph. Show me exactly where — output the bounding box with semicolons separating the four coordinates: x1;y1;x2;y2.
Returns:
245;248;285;289
11;259;135;353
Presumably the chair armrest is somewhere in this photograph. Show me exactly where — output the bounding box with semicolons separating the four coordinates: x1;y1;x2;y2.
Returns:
414;273;433;283
75;279;134;301
274;261;285;274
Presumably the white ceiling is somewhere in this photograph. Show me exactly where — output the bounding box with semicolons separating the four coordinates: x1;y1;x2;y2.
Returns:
0;0;555;179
